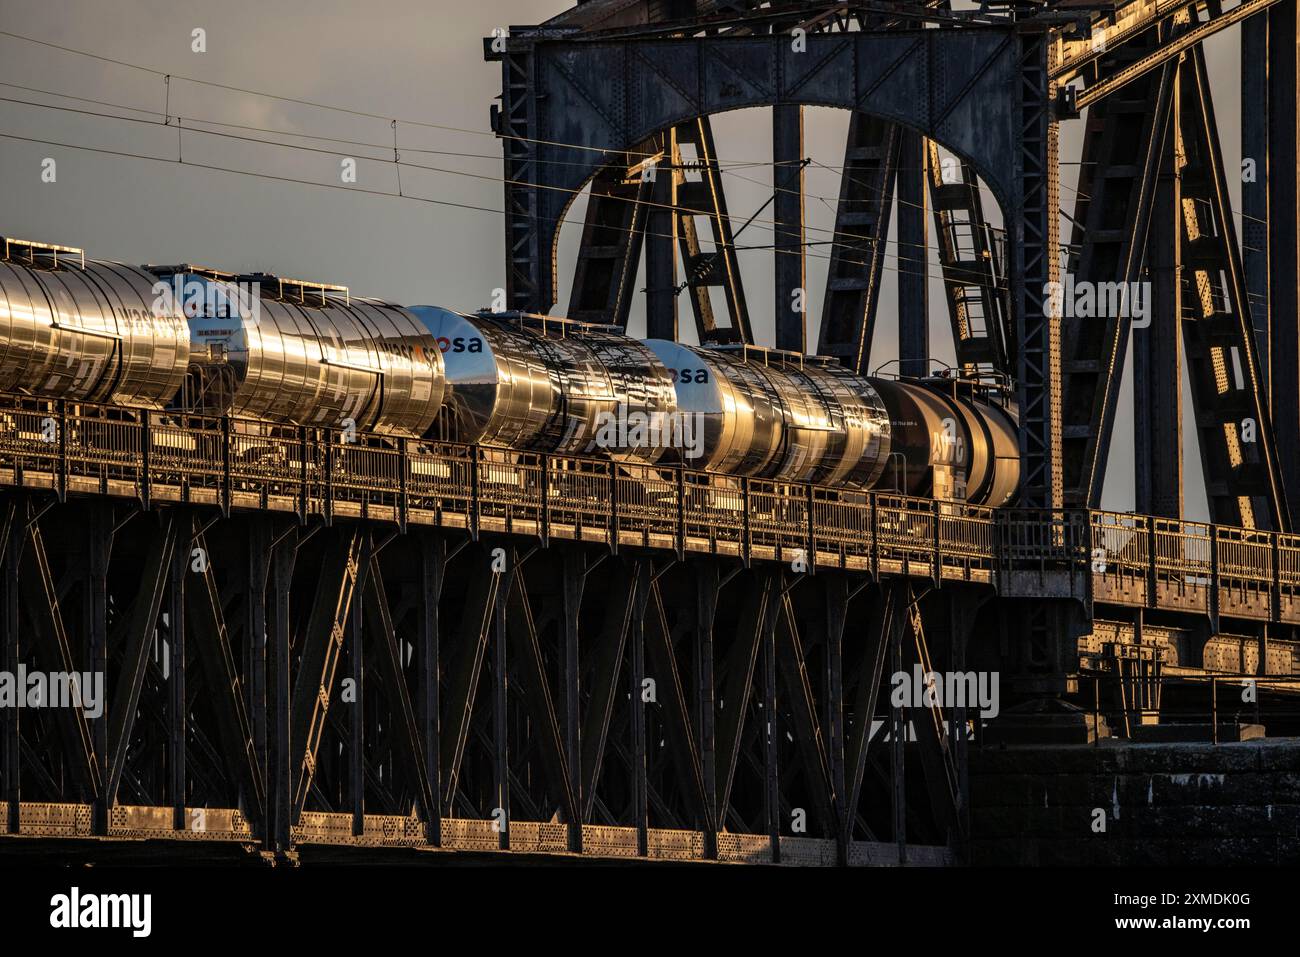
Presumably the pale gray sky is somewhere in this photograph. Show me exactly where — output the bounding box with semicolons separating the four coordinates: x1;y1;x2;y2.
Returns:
0;1;1246;517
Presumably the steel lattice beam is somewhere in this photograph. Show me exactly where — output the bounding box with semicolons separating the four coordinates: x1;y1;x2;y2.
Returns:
817;113;900;373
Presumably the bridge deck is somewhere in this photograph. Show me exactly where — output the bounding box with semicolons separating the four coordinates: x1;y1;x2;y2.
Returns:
0;393;1289;624
3;802;951;866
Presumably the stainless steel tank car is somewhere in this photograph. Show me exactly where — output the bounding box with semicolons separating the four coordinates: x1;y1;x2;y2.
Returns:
170;270;445;437
409;306;555;447
643;340;891;486
0;244;190;408
724;346;892;487
411;308;677;463
641;340;787;477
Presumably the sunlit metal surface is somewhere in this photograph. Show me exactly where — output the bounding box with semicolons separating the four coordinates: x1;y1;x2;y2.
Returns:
645;340;892;486
969;397;1020;507
771;359;890;486
0;259;189;408
412;306;564;446
869;379;1019;506
539;324;678;462
183;274;444;436
643;340;786;476
413;309;677;461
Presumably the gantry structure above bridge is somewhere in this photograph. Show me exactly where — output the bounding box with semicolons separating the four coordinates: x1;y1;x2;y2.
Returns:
489;0;1300;537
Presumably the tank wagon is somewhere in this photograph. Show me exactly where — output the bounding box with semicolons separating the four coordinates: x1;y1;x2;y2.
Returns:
0;239;1019;506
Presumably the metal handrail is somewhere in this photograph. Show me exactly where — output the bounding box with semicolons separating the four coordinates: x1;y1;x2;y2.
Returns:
0;392;1291;621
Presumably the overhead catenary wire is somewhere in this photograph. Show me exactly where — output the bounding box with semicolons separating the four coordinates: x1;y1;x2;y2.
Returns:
0;129;966;290
0;29;694;163
0;80;780;173
0;28;1065;181
0;82;952;265
0;24;1269;237
0;91;974;275
0;27;1076;260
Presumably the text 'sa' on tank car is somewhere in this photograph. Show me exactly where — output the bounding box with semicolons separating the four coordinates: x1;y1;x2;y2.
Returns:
642;340;891;488
410;307;678;464
0;239;190;408
408;305;558;448
166;269;445;438
641;339;785;477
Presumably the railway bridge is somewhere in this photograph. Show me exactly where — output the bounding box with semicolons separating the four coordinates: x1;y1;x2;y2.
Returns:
0;385;1294;865
3;0;1300;866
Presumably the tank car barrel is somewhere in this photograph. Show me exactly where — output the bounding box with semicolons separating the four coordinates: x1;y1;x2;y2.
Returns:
0;258;189;408
0;240;1018;505
868;376;1020;507
411;307;677;462
644;339;892;488
179;272;445;437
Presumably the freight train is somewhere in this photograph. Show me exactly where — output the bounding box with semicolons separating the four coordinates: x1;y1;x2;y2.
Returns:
0;241;1020;505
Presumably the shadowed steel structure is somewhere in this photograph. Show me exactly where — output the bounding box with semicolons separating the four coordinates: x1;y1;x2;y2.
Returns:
3;0;1300;867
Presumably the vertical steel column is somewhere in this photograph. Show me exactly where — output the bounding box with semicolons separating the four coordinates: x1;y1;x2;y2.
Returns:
630;561;650;854
246;519;269;830
890;587;907;864
86;505;110;834
419;533;444;845
673;117;753;345
1136;79;1184;519
567;148;654;328
349;546;367;836
825;576;849;865
1269;1;1300;502
1059;39;1174;510
927;140;1010;377
762;571;780;863
949;595;972;843
645;131;680;341
773;104;807;353
1243;13;1271;376
562;550;584;852
695;563;719;859
169;524;187;830
1012;32;1062;509
818;114;900;374
496;40;546;312
1180;49;1288;530
898;129;930;378
2;503;21;833
493;561;511;850
268;533;295;852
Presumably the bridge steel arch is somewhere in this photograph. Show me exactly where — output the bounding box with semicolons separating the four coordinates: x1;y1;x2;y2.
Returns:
490;25;1062;508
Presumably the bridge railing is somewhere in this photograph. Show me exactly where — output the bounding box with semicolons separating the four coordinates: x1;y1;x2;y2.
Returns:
408;440;474;525
1149;517;1212;613
544;454;613;543
0;394;1293;622
684;471;745;555
811;487;872;569
226;420;287;498
995;508;1088;569
1278;533;1300;620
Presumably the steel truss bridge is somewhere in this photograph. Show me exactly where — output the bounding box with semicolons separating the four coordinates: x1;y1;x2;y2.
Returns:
5;0;1300;865
0;389;1293;865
